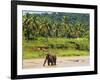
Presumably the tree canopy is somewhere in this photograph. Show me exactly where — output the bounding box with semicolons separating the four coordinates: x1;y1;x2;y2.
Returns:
22;11;89;40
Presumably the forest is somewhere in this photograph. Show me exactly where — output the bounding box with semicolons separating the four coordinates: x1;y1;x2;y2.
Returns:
22;11;90;59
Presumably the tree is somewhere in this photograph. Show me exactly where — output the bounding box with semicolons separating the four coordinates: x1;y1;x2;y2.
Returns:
22;12;89;40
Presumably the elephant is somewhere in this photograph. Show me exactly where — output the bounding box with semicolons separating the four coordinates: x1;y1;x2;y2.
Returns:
43;53;57;66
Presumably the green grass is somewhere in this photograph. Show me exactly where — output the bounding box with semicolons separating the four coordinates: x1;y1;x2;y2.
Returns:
23;37;89;59
23;50;45;59
23;48;89;59
56;49;89;56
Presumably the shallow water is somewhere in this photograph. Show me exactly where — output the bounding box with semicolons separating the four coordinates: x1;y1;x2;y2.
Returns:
23;56;89;69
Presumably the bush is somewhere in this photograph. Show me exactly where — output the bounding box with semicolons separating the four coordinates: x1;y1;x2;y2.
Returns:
23;38;89;58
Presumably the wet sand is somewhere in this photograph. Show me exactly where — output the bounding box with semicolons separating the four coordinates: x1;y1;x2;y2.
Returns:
23;56;89;69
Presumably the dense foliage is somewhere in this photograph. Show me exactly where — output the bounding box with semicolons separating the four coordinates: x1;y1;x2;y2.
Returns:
22;11;90;58
22;11;89;40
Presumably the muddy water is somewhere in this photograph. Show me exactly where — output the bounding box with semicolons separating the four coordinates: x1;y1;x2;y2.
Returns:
23;56;89;69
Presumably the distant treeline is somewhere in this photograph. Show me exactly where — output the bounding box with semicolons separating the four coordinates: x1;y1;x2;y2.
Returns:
22;11;89;40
